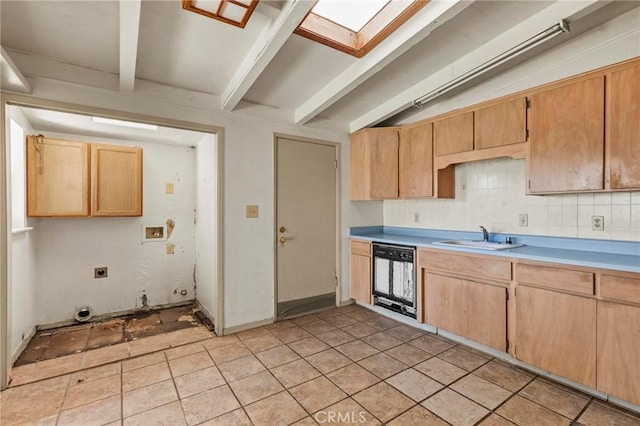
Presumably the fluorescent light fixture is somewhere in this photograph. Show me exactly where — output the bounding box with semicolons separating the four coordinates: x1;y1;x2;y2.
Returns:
412;20;570;108
92;116;158;131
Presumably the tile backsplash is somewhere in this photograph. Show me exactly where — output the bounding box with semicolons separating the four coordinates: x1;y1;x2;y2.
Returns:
383;158;640;242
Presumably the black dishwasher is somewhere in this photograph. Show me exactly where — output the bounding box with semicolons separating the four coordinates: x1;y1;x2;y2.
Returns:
372;243;417;319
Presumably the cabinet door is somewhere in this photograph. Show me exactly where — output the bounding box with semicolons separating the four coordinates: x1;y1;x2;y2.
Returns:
369;130;399;199
516;286;596;387
399;123;433;198
529;76;604;193
350;249;371;304
597;301;640;406
434;112;473;156
91;144;143;216
461;280;507;351
608;64;640;189
475;98;527;149
26;136;90;217
424;273;462;335
350;131;370;200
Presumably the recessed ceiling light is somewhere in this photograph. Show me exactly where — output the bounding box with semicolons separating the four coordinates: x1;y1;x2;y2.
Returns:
92;116;158;131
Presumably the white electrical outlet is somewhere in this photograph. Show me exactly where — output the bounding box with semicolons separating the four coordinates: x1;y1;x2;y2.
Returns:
519;213;528;227
592;215;604;231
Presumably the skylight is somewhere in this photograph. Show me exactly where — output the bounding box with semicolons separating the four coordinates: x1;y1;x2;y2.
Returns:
312;0;389;32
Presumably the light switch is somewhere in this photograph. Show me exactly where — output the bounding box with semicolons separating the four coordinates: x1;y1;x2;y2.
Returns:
166;244;175;254
166;183;174;194
246;205;259;218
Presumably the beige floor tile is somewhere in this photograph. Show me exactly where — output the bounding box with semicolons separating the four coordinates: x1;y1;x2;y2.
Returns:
519;378;590;419
243;334;283;353
265;320;296;332
387;405;448;426
316;329;356;347
438;346;491;371
365;316;401;331
292;314;320;326
316;308;342;319
169;351;214;377
386;369;443;402
408;335;455;355
316;398;380;425
479;414;517;425
123;401;186;426
207;341;251;364
0;387;66;425
69;362;121;385
218;355;266;382
58;394;121;426
358;353;406;379
343;309;378;323
201;335;240;350
122;351;166;372
385;343;432;366
11;353;84;385
326;363;380;395
129;333;170;357
82;343;130;369
166;326;212;347
292;416;320;425
199;408;252;426
422;389;489;426
306;349;352;374
3;375;70;402
361;332;403;351
174;365;225;399
269;359;322;388
386;325;425;341
228;371;284;405
16;413;59;426
288;337;330;357
335;340;379;361
270;326;312;344
62;374;121;409
324;314;359;328
163;342;205;360
244;391;307;425
290;376;347;413
123;379;178;418
496;395;571;426
474;360;535;392
255;344;300;368
235;327;272;341
578;400;640;426
300;320;337;335
181;385;240;426
341;323;378;338
353;382;415;423
450;374;512;409
122;361;172;392
415;357;467;385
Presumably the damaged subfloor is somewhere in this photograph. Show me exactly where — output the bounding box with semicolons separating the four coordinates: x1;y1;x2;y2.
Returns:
15;304;204;367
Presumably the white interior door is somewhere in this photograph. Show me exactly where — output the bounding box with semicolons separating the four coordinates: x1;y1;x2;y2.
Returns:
276;138;337;318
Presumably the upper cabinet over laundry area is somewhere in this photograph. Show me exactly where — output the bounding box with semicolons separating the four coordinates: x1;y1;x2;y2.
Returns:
350;57;640;201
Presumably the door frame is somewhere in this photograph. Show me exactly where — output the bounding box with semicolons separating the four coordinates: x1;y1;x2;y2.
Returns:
273;134;341;320
0;93;226;389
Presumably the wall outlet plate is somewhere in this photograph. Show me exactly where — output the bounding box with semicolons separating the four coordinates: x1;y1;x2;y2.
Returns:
94;267;108;279
246;205;259;218
592;215;604;231
519;213;528;227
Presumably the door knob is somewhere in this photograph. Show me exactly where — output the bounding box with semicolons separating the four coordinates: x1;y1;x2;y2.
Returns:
279;236;287;244
279;226;287;233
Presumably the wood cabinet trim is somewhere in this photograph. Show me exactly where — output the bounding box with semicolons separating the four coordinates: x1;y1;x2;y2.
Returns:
599;274;640;306
418;248;511;282
350;240;372;257
516;263;594;296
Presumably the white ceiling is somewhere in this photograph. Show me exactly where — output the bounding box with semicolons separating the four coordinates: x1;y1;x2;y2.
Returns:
1;0;638;133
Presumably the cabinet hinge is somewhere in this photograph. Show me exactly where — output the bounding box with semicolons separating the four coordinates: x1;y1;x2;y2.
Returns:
525;129;529;140
335;276;338;287
528;180;531;190
526;99;531;109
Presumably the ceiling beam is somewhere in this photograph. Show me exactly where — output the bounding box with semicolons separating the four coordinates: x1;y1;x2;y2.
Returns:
348;0;610;132
294;0;472;125
0;47;32;93
220;0;314;112
119;0;142;92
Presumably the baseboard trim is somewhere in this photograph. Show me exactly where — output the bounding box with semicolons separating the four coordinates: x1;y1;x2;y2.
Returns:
11;326;36;364
222;318;274;335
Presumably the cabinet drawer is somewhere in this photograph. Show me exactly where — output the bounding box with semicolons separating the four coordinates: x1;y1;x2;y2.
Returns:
351;240;371;257
600;274;640;305
419;250;511;281
517;263;594;295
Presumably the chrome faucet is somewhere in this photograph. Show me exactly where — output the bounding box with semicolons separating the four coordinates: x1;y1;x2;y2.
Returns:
479;226;489;242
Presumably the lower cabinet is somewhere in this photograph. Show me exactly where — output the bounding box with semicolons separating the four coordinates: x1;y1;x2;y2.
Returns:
597;301;640;406
425;272;507;351
515;285;597;388
350;240;371;304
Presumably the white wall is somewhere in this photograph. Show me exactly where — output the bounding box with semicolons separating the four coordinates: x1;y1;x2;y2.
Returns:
385;158;640;242
195;134;217;320
33;132;197;324
7;106;38;358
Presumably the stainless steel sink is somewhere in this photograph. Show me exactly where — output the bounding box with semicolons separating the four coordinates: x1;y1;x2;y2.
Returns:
433;240;525;251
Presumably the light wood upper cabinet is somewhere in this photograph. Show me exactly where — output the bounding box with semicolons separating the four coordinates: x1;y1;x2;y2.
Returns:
350;240;372;304
528;76;605;193
399;122;433;198
475;98;527;149
608;63;640;189
27;136;90;217
91;144;143;216
434;112;473;156
350;128;399;200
